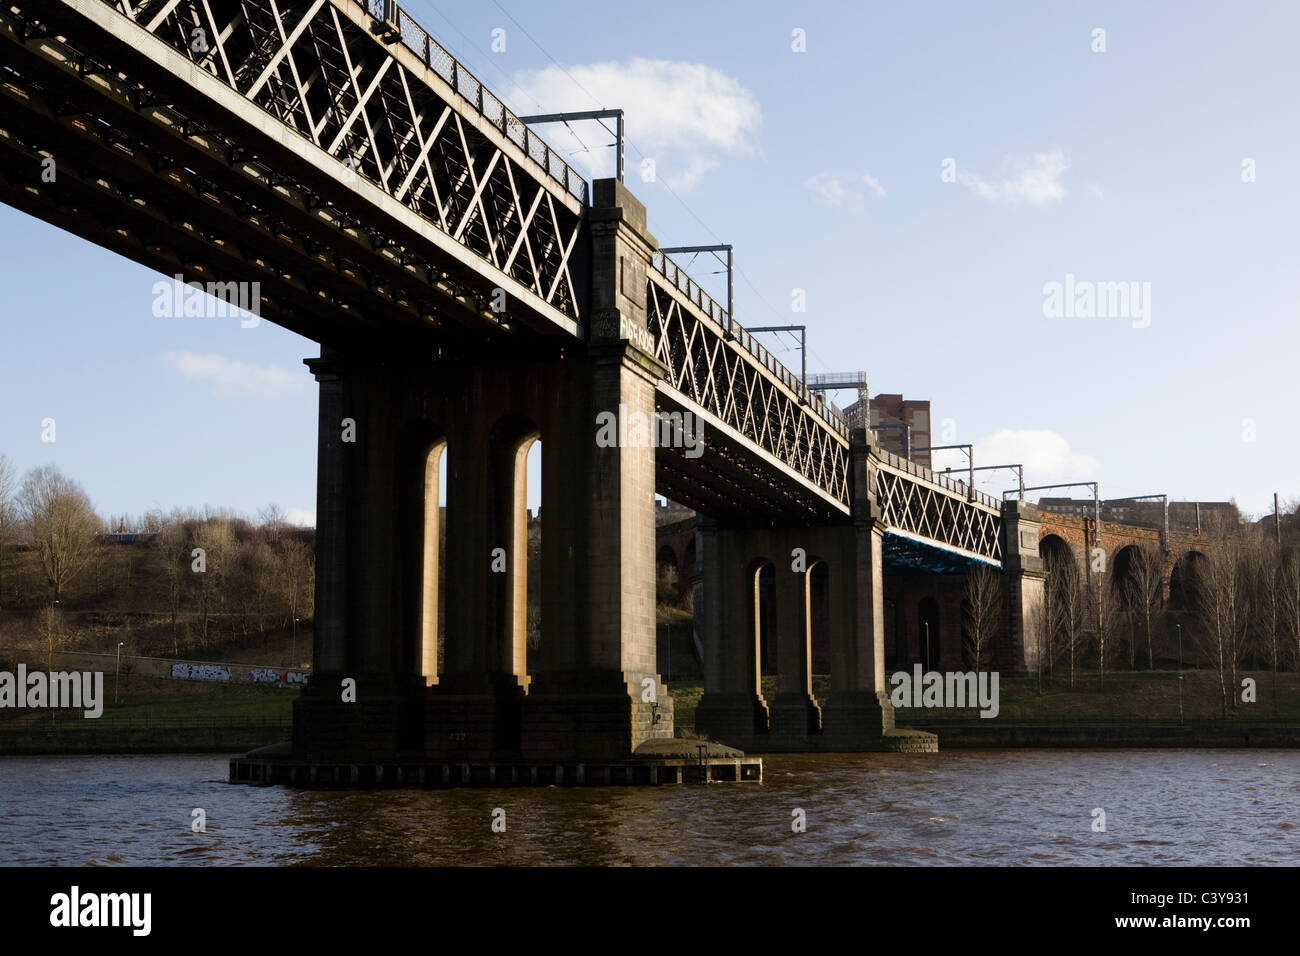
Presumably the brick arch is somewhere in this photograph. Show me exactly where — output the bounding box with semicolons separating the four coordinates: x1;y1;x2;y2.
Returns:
655;520;695;602
1039;532;1079;579
1169;549;1208;612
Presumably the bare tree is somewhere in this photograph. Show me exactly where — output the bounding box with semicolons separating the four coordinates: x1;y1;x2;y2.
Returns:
1281;547;1300;685
193;514;235;648
1029;589;1051;693
1046;550;1084;688
1249;538;1283;716
278;535;313;631
38;603;65;672
1092;573;1122;690
150;510;188;656
0;454;15;605
1193;545;1244;718
962;563;1001;677
18;464;100;602
1125;544;1164;670
36;604;65;726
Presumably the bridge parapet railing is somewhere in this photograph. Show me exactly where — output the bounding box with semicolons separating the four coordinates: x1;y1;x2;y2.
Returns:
365;0;586;204
649;252;848;440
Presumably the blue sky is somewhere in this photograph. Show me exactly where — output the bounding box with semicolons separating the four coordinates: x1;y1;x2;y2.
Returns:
2;0;1297;523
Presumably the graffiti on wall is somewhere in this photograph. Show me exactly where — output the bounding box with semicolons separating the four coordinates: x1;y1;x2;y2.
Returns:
170;662;232;682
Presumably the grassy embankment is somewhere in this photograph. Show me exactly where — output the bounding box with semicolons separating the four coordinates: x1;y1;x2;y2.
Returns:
668;670;1300;730
6;538;1299;739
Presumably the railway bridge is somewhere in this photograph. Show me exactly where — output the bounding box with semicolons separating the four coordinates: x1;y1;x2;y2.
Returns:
0;0;1043;762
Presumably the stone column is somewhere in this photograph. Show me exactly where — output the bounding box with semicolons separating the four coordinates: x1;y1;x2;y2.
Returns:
822;428;894;746
293;351;425;759
521;178;673;761
1001;499;1046;674
695;525;770;749
769;551;821;740
304;351;347;675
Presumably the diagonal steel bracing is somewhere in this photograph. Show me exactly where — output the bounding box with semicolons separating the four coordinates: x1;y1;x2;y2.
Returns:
647;271;851;520
874;453;1003;564
1;0;1007;561
22;0;586;334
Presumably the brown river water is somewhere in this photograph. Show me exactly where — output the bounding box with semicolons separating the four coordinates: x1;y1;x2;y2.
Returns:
0;750;1295;865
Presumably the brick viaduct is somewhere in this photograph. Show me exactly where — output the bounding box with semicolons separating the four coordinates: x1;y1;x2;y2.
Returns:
656;510;1226;677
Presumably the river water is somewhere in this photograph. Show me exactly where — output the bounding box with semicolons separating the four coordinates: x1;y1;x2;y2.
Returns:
0;750;1295;866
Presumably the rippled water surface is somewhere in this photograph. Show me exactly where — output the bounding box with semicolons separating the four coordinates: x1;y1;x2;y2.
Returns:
1;750;1296;865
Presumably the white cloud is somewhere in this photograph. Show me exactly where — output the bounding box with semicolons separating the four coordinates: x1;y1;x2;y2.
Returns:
510;58;760;192
861;171;887;199
959;151;1069;205
933;429;1098;486
668;156;722;192
803;171;853;206
803;169;887;206
164;351;304;398
283;507;315;527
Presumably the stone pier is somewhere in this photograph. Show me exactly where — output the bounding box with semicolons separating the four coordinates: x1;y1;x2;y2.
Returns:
290;179;677;768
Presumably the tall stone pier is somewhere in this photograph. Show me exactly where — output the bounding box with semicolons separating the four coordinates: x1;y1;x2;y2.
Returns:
694;429;928;752
999;499;1046;673
292;179;673;764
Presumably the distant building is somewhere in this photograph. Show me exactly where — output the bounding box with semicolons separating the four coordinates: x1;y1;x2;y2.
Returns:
1253;505;1300;541
843;393;932;467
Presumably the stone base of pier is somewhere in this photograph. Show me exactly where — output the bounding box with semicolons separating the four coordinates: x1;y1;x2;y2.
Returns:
229;739;761;788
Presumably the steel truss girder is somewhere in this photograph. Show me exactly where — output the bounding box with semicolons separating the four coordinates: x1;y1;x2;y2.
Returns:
35;0;585;330
653;388;845;525
648;276;850;514
874;465;1003;564
0;7;494;346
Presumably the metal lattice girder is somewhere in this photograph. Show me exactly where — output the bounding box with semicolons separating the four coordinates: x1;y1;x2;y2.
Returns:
647;274;851;515
873;459;1003;564
11;0;586;338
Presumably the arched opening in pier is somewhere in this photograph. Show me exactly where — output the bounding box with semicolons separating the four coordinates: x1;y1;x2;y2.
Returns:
398;422;447;686
918;596;940;671
1039;534;1078;675
754;562;776;674
752;558;776;690
488;415;540;691
1169;550;1206;613
809;559;830;675
524;437;542;678
1167;550;1207;667
1111;545;1141;667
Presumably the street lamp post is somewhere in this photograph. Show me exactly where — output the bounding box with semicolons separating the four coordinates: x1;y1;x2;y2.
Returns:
1176;624;1184;725
292;617;298;669
924;621;931;672
115;641;124;705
